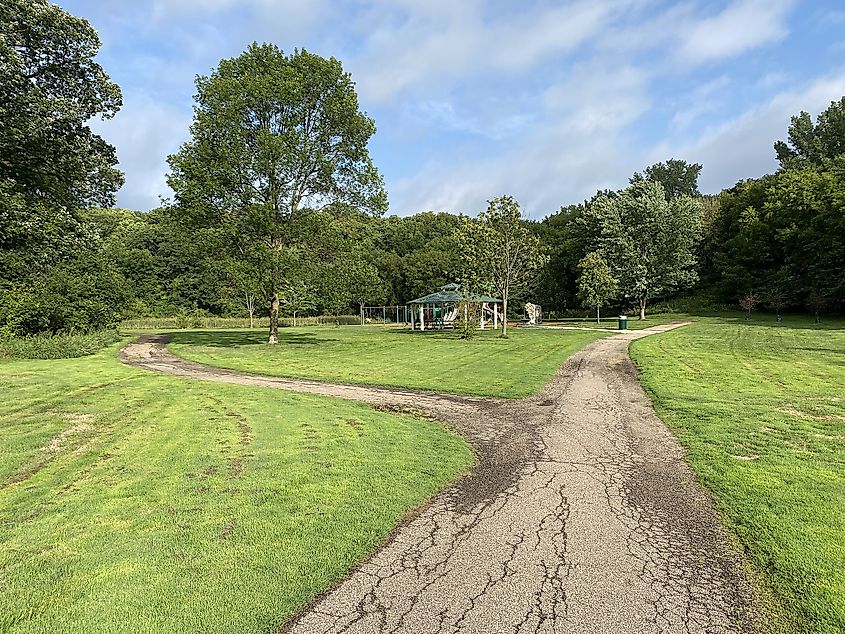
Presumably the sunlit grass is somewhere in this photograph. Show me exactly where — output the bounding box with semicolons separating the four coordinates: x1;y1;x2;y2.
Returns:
631;317;845;633
0;343;471;633
167;326;607;398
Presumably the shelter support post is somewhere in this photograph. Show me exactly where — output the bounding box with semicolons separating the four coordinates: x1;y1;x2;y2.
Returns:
420;305;425;331
494;303;499;329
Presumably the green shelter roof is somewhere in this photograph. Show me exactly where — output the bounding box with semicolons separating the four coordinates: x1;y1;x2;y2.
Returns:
409;283;501;304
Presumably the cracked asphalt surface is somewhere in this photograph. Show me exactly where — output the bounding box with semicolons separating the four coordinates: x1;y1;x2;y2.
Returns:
119;324;759;634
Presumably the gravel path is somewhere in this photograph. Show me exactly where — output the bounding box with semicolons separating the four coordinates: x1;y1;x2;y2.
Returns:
119;324;759;633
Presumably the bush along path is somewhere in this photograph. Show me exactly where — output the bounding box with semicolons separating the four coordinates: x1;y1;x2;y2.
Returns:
119;325;762;633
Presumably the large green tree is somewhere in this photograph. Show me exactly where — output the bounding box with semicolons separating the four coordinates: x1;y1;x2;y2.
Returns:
775;97;845;169
708;161;845;311
0;0;125;334
630;158;702;199
167;44;386;343
0;0;122;211
458;196;547;336
577;251;618;323
531;203;590;313
703;96;845;312
582;181;703;319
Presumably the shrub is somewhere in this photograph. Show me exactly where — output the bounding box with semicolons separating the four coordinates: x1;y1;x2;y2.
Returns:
0;257;132;335
454;301;481;340
120;315;360;330
0;329;121;359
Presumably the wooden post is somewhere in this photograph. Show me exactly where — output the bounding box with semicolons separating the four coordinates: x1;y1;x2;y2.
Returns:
480;302;486;329
420;305;425;331
494;303;499;329
411;306;415;330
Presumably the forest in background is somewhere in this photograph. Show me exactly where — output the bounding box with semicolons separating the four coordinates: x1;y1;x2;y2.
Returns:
2;0;844;337
4;136;843;334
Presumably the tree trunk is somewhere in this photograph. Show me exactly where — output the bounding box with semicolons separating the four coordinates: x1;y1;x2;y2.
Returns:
502;296;508;337
293;311;297;328
245;292;255;328
639;297;647;320
269;292;279;344
597;305;600;324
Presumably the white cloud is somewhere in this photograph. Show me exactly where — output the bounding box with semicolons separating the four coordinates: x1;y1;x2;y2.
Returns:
89;92;191;210
349;0;626;103
389;62;652;217
679;0;794;64
400;100;534;141
70;0;833;218
669;75;732;131
646;70;845;194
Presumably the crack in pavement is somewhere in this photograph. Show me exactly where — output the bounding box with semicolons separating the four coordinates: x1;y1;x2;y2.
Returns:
119;324;760;633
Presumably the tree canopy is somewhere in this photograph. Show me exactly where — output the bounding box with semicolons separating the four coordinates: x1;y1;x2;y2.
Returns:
3;0;844;336
167;43;386;343
0;0;126;335
0;0;123;210
458;196;547;336
630;158;702;199
580;181;703;319
775;97;845;169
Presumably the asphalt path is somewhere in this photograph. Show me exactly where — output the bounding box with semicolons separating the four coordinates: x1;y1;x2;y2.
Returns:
120;324;759;634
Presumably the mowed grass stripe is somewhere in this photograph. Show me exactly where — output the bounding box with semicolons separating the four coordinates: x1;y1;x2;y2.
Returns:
166;326;608;398
630;319;845;633
0;344;472;633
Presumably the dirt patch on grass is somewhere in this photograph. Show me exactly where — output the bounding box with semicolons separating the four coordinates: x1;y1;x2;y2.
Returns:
218;520;236;540
43;422;95;453
1;419;97;489
226;411;253;446
342;418;364;436
777;407;845;422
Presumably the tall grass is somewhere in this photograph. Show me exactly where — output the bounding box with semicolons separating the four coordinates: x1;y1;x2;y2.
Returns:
0;330;121;359
121;315;361;330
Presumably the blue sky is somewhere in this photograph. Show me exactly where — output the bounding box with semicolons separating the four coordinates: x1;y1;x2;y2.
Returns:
60;0;845;218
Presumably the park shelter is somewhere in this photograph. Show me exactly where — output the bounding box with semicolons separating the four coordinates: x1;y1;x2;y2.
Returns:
408;283;502;331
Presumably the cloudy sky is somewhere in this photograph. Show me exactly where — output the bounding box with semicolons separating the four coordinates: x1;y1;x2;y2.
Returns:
60;0;845;218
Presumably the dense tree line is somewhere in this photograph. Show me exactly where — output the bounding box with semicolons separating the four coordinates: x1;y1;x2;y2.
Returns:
2;1;843;337
1;0;125;334
533;108;845;317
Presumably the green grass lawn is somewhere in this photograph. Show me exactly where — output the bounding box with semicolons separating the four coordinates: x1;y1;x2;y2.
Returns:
166;326;607;398
543;315;680;330
630;317;845;633
0;343;472;633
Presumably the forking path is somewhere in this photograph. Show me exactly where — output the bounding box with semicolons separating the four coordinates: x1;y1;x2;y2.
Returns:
119;323;760;634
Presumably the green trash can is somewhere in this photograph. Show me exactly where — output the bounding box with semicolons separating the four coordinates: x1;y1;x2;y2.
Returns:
618;315;628;330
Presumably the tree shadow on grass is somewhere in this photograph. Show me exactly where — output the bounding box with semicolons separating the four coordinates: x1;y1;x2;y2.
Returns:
733;319;845;331
390;329;462;340
681;310;845;331
167;330;334;348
